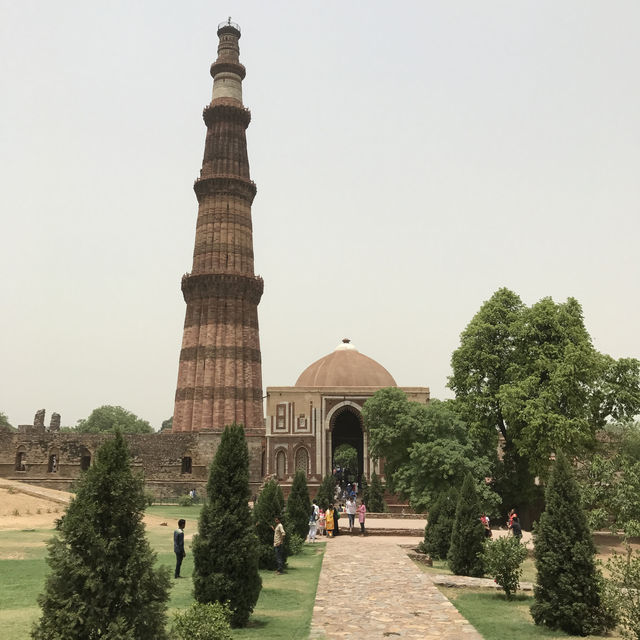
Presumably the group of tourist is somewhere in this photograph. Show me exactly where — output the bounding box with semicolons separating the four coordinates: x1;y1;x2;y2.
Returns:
479;508;524;540
307;497;367;541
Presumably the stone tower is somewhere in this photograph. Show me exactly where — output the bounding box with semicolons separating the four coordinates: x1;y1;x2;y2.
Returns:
173;20;264;436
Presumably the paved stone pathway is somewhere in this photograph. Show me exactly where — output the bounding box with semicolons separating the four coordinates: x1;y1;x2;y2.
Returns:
309;535;482;640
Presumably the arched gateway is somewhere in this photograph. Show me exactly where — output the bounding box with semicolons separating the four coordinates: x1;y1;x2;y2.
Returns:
265;339;430;492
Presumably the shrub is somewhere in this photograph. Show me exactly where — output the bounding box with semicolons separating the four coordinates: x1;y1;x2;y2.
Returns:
531;453;616;635
171;602;232;640
253;478;291;569
607;544;640;640
448;473;485;577
285;470;311;539
178;494;194;507
31;431;171;640
144;490;155;507
421;487;458;560
289;533;305;556
482;536;528;599
192;424;261;628
367;471;386;513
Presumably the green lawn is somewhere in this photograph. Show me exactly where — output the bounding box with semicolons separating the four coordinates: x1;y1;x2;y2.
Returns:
443;589;621;640
0;508;324;640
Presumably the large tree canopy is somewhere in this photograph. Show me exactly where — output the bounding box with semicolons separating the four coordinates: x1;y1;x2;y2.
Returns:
76;405;154;434
363;389;497;512
449;288;640;478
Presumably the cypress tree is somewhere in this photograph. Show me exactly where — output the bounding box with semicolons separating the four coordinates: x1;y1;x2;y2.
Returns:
367;471;386;512
315;474;336;511
531;454;615;635
32;431;171;640
253;478;291;569
192;424;261;628
422;487;459;560
286;470;311;539
448;473;485;577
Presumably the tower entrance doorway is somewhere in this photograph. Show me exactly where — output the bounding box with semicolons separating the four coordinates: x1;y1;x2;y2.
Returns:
331;406;364;484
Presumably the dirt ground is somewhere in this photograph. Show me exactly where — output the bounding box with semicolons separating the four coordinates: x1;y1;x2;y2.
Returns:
0;485;167;532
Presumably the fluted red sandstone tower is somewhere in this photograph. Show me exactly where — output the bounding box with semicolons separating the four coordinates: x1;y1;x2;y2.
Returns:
173;21;264;436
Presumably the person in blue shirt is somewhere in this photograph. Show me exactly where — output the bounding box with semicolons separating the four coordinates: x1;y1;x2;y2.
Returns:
174;519;186;578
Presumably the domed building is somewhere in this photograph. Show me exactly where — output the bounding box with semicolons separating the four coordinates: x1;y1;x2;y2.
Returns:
265;339;429;490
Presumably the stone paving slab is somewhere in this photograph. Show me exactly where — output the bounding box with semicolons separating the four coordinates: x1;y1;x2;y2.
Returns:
309;536;482;640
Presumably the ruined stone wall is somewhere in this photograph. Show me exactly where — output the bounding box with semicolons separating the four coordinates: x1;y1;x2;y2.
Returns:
0;428;266;498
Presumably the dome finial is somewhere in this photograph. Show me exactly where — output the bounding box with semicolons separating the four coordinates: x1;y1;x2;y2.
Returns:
342;338;350;344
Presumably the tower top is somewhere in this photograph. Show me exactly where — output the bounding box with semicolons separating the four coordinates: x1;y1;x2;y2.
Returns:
217;18;241;37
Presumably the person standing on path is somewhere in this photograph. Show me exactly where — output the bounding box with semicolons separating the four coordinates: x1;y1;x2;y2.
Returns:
345;496;356;533
357;499;366;535
173;519;186;578
318;507;326;536
511;515;523;540
272;516;286;574
308;499;319;542
325;504;335;537
332;503;340;537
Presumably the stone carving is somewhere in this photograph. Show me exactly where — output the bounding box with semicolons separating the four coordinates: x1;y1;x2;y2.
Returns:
34;409;46;429
50;413;61;431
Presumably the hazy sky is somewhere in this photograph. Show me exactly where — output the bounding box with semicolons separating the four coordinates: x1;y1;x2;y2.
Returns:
1;1;638;430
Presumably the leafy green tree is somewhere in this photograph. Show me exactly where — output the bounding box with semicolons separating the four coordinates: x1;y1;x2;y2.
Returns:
364;390;497;513
607;544;640;640
449;288;640;523
161;416;173;432
366;471;386;512
578;420;640;537
192;424;261;627
0;411;15;431
76;405;153;434
253;478;291;570
32;431;171;640
421;487;459;560
315;474;336;511
482;536;528;599
448;473;485;577
531;454;615;635
285;470;311;539
334;444;358;476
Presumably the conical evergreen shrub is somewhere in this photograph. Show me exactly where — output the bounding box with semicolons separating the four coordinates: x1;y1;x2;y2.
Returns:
254;478;291;569
32;431;171;640
448;473;485;577
367;471;386;512
531;454;616;635
315;474;336;511
422;487;459;560
286;470;311;539
192;424;261;628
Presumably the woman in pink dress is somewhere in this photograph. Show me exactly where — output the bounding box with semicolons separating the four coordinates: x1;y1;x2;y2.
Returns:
357;499;366;535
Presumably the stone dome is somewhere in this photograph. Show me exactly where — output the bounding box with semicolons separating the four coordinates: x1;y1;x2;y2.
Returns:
295;339;397;388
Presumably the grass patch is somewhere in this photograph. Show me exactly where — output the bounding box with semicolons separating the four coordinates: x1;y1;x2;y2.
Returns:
440;589;621;640
1;511;324;640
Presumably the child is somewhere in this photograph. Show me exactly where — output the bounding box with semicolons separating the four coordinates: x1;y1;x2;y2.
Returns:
318;508;326;536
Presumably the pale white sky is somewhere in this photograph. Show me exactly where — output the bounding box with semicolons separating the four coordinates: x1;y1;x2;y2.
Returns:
1;1;638;429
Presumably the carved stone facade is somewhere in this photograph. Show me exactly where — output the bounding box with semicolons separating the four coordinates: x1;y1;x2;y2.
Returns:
265;340;430;493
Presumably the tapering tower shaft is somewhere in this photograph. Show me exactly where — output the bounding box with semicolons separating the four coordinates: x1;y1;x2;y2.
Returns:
173;22;264;435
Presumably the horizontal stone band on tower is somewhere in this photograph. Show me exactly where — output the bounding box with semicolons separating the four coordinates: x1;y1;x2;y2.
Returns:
195;211;253;232
181;273;263;304
194;176;257;203
192;241;254;262
203;103;251;127
179;345;261;363
209;60;246;80
175;386;263;402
